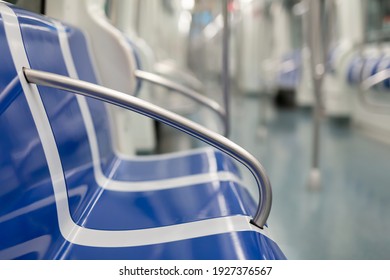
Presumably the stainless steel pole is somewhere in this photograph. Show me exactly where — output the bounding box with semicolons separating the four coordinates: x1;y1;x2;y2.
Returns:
307;0;326;189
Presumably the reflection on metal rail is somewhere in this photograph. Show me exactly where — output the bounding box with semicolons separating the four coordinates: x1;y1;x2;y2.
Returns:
134;69;227;136
153;61;204;92
359;69;390;114
23;67;272;229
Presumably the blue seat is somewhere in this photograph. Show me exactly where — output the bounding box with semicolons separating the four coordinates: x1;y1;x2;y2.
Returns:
361;55;382;89
374;56;390;90
0;4;285;259
353;54;390;91
277;50;301;90
347;55;365;85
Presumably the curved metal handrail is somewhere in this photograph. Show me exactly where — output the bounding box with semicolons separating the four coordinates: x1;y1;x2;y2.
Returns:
306;0;327;187
134;69;228;136
359;69;390;114
23;67;272;229
153;61;204;92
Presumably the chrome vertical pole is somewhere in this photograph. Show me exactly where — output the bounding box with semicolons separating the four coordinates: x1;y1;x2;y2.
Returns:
222;0;231;137
24;67;273;229
307;0;326;189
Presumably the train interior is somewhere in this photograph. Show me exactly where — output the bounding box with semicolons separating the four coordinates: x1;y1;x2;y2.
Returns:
1;0;390;260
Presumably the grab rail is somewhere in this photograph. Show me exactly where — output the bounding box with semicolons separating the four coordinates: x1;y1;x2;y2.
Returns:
359;69;390;114
0;75;22;115
134;70;227;136
23;67;272;229
153;61;204;92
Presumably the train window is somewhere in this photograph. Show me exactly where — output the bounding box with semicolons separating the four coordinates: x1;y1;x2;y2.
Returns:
365;0;390;42
3;0;45;14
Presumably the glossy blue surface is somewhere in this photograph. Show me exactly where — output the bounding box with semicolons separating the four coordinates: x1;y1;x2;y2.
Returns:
0;5;285;260
383;59;390;89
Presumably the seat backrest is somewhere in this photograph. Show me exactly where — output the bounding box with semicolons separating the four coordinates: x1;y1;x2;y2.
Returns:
0;3;119;254
17;7;116;173
374;55;390;90
0;4;71;259
0;10;54;217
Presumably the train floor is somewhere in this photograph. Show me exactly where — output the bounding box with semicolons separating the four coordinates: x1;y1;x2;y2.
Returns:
154;80;390;260
229;93;390;260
